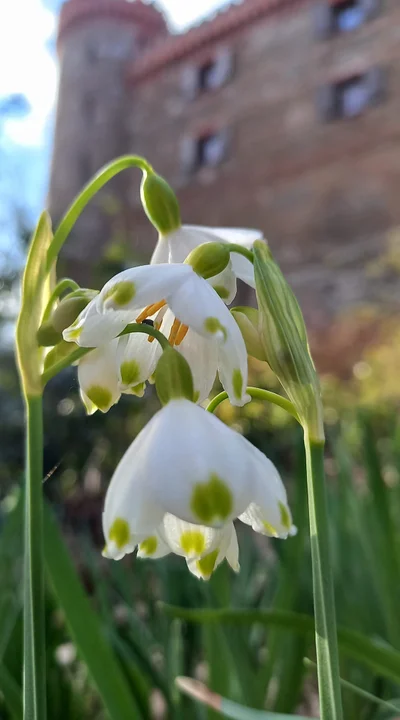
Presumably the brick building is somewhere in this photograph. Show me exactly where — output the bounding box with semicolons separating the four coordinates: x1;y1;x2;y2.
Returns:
49;0;400;371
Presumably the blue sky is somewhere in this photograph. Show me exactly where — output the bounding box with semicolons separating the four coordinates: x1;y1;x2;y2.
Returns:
0;0;230;234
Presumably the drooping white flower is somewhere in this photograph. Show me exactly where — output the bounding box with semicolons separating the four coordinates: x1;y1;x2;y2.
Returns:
101;399;293;578
151;225;262;290
63;263;250;407
77;340;120;414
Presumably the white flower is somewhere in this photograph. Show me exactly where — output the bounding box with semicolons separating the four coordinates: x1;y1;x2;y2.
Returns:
77;340;120;414
63;263;250;407
102;399;293;578
151;225;263;290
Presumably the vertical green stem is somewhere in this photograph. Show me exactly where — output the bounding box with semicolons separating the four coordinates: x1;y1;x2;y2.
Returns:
304;432;343;720
23;395;46;720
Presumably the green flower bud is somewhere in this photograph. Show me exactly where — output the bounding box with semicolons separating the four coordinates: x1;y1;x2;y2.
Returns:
36;320;62;347
185;242;230;280
155;347;194;405
51;289;97;333
140;170;181;236
231;306;267;362
253;241;324;441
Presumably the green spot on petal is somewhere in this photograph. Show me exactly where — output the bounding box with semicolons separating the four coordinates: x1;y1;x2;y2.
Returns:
191;473;232;524
86;385;112;412
180;530;205;556
279;502;291;531
120;359;140;386
193;391;200;403
204;316;227;341
196;549;219;579
139;536;158;556
232;369;243;400
104;280;136;307
263;520;278;537
130;383;145;397
109;518;130;549
213;285;230;300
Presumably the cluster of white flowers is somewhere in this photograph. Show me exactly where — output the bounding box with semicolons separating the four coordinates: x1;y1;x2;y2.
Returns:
61;223;295;579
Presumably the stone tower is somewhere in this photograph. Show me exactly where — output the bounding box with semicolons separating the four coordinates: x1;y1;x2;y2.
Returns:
48;0;167;277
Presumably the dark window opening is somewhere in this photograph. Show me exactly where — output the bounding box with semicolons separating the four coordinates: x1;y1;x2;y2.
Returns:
334;0;365;32
316;67;387;122
313;0;381;39
196;133;227;168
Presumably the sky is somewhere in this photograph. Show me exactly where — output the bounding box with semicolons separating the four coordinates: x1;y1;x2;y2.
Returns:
0;0;230;235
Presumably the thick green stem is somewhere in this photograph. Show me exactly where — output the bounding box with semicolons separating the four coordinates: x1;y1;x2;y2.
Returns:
23;395;46;720
304;433;343;720
46;155;152;270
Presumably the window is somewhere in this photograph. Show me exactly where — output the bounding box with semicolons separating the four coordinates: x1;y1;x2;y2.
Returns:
180;129;230;175
181;48;235;100
316;67;387;121
313;0;381;39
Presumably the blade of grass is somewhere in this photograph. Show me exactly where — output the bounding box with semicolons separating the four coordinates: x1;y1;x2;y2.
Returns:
176;677;318;719
43;501;143;720
162;607;400;685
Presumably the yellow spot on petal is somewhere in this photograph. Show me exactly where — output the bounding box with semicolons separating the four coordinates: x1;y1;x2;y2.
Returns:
263;520;278;537
193;391;200;403
130;383;145;397
109;518;130;549
204;316;227;341
86;385;112;412
139;536;158;556
66;321;82;340
191;473;232;524
196;549;219;579
232;369;243;400
279;502;291;531
120;359;140;386
180;530;205;556
104;280;136;307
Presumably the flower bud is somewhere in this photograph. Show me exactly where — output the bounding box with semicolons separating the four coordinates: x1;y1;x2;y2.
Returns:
36;321;62;347
253;241;324;441
155;347;194;405
51;289;97;333
140;171;181;236
185;242;230;280
231;306;266;362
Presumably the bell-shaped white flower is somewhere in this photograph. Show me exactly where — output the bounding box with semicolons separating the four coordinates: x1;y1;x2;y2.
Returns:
102;399;293;576
63;263;250;407
77;340;120;414
151;225;262;289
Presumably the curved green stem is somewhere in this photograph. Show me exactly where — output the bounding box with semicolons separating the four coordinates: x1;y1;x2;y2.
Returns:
304;434;343;720
24;395;46;720
46;155;152;271
206;387;300;422
41;322;169;387
225;244;254;264
41;278;80;323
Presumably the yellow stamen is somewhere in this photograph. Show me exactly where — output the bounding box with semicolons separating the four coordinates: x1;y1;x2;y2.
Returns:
136;299;166;323
175;323;189;346
168;318;182;345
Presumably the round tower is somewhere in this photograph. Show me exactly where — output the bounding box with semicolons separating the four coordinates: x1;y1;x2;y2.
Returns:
48;0;167;280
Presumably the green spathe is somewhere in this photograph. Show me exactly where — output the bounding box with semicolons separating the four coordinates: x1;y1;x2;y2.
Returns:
141;170;181;235
185;242;230;279
253;241;324;441
155;347;194;405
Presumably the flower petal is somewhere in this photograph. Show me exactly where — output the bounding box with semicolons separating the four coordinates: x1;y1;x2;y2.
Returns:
144;399;254;526
217;318;250;407
238;438;292;539
209;261;237;305
98;264;193;313
77;341;121;413
116;332;161;392
160;513;226;559
170;324;218;404
137;532;171;559
186;523;237;580
168;274;235;342
63;298;128;348
150;236;170;264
